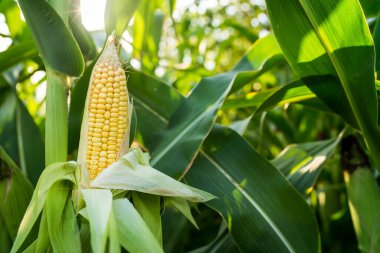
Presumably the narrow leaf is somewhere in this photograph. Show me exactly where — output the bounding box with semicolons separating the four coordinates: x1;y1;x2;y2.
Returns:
113;198;163;253
82;189;113;253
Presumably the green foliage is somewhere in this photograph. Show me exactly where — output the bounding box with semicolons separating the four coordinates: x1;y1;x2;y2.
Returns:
1;0;380;252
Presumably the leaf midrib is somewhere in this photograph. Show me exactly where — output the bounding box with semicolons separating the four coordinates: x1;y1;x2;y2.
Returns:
200;150;296;253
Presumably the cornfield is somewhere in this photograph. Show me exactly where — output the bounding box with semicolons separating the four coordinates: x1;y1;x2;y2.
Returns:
1;0;380;252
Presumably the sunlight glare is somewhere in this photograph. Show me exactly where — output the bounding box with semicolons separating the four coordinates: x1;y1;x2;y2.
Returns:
80;0;106;31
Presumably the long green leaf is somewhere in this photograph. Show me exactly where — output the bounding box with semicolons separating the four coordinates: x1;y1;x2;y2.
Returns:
132;193;162;245
11;162;78;253
82;189;113;253
0;41;38;72
0;147;34;240
113;198;163;253
0;90;45;185
185;125;319;252
17;0;84;76
46;182;81;252
272;136;342;194
266;0;380;168
345;168;380;252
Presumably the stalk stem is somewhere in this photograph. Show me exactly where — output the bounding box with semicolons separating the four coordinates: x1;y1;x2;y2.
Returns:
45;69;68;166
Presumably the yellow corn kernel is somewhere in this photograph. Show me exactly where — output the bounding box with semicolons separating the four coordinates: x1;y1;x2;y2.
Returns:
84;38;129;180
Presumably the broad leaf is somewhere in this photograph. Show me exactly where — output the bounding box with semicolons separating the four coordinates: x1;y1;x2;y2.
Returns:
17;0;84;76
185;125;319;253
266;0;380;167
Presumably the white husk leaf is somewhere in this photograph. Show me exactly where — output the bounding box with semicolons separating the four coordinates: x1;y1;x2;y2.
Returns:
91;148;215;202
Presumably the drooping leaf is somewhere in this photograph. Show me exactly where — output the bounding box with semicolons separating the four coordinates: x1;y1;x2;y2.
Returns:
185;125;319;253
266;0;380;167
10;162;78;253
0;41;38;72
113;198;163;253
91;148;214;202
46;182;81;252
272;135;343;194
82;189;113;253
166;198;198;229
132;192;162;245
17;0;84;76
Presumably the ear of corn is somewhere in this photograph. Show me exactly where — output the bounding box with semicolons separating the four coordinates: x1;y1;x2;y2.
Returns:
78;36;131;184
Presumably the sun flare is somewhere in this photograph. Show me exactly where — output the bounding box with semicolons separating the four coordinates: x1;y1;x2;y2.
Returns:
80;0;106;31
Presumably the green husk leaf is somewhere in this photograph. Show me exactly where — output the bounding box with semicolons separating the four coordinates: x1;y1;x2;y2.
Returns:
166;197;198;229
113;198;163;253
132;192;162;245
82;189;113;253
11;162;78;253
35;210;50;253
108;209;121;253
91;148;215;202
46;182;81;252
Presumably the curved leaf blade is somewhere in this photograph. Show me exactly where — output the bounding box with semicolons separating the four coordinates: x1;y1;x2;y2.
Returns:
185;125;319;253
18;0;84;76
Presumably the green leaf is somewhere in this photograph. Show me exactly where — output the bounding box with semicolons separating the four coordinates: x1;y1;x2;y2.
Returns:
132;192;162;245
82;189;113;253
266;0;380;167
272;135;342;194
128;70;184;147
108;209;121;253
185;125;319;253
228;115;253;135
46;182;81;253
189;225;238;253
0;41;39;72
345;168;380;252
91;148;215;202
0;206;12;253
150;72;234;178
17;0;84;76
11;162;78;253
0;147;34;240
166;198;198;229
0;91;45;185
113;198;163;253
35;210;50;253
105;0;142;37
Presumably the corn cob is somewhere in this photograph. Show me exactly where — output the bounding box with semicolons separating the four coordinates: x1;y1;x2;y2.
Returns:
78;37;130;182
